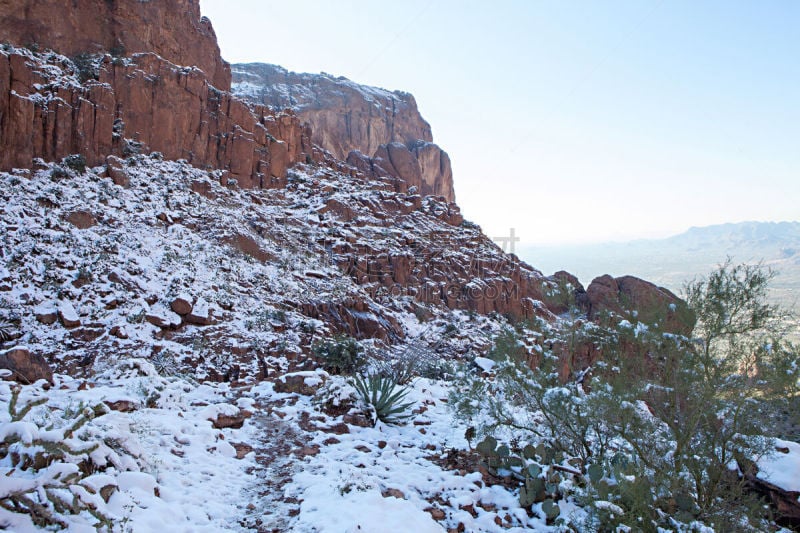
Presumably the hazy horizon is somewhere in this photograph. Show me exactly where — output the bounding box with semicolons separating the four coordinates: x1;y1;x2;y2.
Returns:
201;1;800;246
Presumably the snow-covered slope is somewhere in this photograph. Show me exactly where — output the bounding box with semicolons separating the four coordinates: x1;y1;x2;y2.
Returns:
0;155;571;531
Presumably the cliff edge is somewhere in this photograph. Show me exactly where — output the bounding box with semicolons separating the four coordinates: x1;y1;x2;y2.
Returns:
232;63;456;202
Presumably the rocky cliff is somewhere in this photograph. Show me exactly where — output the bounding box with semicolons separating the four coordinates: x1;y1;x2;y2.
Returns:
0;0;313;187
0;47;308;186
0;0;688;338
0;0;231;90
232;63;456;202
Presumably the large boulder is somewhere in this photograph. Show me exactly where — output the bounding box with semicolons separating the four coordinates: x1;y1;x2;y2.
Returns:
586;274;695;335
0;346;53;385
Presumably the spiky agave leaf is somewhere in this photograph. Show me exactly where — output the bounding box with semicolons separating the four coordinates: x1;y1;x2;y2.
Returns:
0;320;17;342
352;374;415;426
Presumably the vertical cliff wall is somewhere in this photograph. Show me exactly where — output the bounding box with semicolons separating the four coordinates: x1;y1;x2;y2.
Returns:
0;0;231;90
0;1;311;185
232;63;456;202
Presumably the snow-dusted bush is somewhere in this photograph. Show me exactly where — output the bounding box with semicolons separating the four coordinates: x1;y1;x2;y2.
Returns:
0;382;144;530
451;262;800;531
313;336;365;376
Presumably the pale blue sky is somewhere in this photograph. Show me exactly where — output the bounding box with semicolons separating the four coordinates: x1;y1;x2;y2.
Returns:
200;0;799;245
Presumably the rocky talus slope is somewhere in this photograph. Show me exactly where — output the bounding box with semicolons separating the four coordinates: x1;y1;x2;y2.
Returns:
232;63;456;202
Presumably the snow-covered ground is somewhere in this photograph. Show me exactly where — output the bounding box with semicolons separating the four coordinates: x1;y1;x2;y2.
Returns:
1;155;799;532
0;364;569;531
0;156;547;531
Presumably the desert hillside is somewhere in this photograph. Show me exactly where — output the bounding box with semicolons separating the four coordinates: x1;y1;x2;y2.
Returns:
0;2;798;532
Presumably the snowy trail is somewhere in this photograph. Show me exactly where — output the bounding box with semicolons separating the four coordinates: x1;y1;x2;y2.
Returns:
239;397;307;532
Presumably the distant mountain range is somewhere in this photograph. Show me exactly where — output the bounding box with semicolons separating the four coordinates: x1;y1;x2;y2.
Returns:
521;221;800;309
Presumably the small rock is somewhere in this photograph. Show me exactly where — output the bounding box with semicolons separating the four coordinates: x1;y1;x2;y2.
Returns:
343;411;372;428
321;422;350;435
109;325;129;339
211;411;247;430
425;507;446;521
382;488;405;499
69;327;105;342
231;442;254;459
99;485;116;503
64;210;96;229
0;346;53;385
57;300;80;328
459;504;477;517
294;445;320;457
104;400;138;413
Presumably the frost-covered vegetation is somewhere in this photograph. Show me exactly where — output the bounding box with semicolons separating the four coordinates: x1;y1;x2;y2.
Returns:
451;261;800;531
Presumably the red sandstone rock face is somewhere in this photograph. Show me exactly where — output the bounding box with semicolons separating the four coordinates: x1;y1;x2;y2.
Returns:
586;274;695;335
231;63;456;202
233;63;432;156
0;0;231;90
0;49;310;185
0;346;53;385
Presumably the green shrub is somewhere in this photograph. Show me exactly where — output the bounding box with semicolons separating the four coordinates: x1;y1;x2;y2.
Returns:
70;53;99;84
352;374;414;426
451;261;798;531
49;166;71;181
62;154;86;174
313;336;365;375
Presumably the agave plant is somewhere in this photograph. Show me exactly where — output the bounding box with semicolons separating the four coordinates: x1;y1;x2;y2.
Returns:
0;320;17;343
351;374;414;426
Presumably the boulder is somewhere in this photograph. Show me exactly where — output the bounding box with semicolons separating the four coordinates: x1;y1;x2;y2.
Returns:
105;155;130;187
221;233;273;263
104;399;138;413
34;301;58;325
57;300;81;328
170;296;193;316
145;307;182;329
185;297;215;326
0;346;53;385
586;274;695;335
208;409;247;429
64;210;97;229
274;371;327;396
